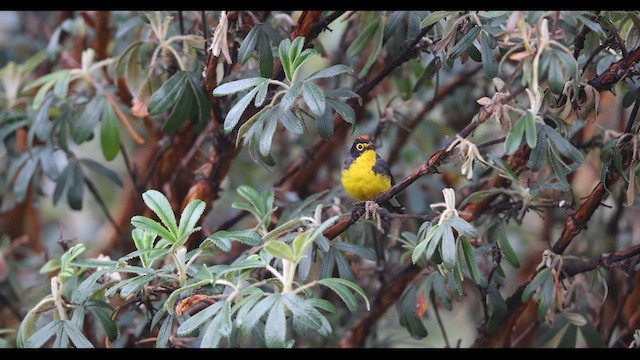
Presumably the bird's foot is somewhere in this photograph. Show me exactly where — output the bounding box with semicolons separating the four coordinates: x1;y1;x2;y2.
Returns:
364;200;383;232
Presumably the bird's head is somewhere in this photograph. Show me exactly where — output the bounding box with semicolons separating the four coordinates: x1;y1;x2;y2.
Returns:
350;135;375;156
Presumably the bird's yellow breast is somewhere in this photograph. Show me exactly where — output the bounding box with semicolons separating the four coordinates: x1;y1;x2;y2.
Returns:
341;150;392;201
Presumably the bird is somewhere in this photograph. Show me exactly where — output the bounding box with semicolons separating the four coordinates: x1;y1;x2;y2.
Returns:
341;135;404;213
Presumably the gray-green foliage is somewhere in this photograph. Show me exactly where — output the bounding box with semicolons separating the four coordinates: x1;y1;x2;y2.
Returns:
212;36;360;165
22;187;369;348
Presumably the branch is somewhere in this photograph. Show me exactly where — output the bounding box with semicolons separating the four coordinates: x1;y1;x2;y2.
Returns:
551;127;635;255
562;243;640;277
332;85;526;348
84;175;125;242
388;63;484;165
275;23;437;191
355;23;435;96
339;265;424;347
587;45;640;91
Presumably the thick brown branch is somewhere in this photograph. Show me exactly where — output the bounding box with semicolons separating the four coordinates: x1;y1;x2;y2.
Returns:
551;135;634;255
339;265;424;347
587;45;640;91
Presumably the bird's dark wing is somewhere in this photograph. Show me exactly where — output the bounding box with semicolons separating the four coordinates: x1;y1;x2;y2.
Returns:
343;153;355;170
374;154;404;213
373;154;394;185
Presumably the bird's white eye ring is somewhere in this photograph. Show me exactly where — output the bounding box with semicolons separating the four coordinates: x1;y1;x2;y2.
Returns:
356;143;365;151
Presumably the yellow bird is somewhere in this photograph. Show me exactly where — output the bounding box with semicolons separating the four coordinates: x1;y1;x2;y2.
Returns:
341;135;404;212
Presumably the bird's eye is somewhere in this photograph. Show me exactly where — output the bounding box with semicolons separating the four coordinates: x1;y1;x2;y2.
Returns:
356;143;365;151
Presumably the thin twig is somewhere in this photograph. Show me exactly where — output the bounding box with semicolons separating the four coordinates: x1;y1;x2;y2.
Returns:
477;137;506;150
431;290;451;348
119;143;141;193
581;36;615;74
625;88;640;133
84;176;126;241
355;23;435;96
604;262;637;345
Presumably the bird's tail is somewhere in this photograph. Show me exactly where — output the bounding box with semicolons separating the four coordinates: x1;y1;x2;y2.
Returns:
383;196;405;214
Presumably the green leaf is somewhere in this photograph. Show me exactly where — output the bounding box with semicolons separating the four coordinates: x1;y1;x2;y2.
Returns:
279;82;303;111
347;19;380;57
178;199;205;238
148;71;188;115
62;320;93;348
283;294;326;335
302;81;326;117
318;278;370;312
176;301;223;336
200;301;232;348
280;109;304;135
440;224;456;269
86;303;117;342
32;92;54;141
326;87;362;105
288;36;307;69
186;72;212;124
258;31;274;78
332;242;376;261
223;86;260;134
232;290;263;329
213;77;265;97
549;145;569;190
238;25;260;65
527;125;547;172
447;215;477;239
448;26;481;60
522;111;538;149
239;295;278;336
53;69;71;99
412;227;433;264
334;250;356;282
522;268;551;302
79;158;123;187
254;79;269;107
505;112;526;154
316;106;334;140
490;220;520;268
398;286;429;339
576;14;605;38
306;64;353;81
292;48;318;79
480;31;498;79
279;38;293;82
142;189;178;238
52;162;73;206
359;19;384;77
67;162;85;210
259;108;279;156
131;216;175;243
548;55;564;94
264;297;286;348
461;237;484;286
162;83;196;133
207;229;262;247
264;241;295;262
99;101;121;161
545;125;584;163
72;268;109;304
426;224;444;261
156;315;173;348
326;98;356;127
72;96;104;144
40;259;61;274
24;320;63;348
420;11;453;27
412;56;440;93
